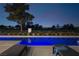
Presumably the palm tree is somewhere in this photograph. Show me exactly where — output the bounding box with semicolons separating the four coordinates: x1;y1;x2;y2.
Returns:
5;3;34;32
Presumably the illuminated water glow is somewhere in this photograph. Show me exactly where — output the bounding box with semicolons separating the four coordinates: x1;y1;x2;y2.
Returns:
0;36;78;46
18;37;79;46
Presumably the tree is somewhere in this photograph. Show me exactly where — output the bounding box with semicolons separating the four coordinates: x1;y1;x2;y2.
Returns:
62;24;70;30
52;25;56;30
7;25;14;30
69;24;74;30
34;24;39;29
5;3;34;32
15;25;20;30
0;25;7;30
39;25;43;29
56;24;60;29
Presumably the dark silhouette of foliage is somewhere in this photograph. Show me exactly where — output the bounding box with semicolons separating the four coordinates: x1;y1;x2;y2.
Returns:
5;3;34;32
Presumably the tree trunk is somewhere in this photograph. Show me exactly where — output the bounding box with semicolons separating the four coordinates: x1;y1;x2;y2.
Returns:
20;24;23;32
19;20;25;32
20;23;25;32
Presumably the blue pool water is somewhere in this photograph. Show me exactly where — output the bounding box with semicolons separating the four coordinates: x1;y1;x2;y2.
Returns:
0;37;24;40
18;37;79;46
0;37;79;46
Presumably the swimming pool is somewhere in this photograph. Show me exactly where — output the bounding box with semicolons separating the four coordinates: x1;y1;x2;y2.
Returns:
0;36;79;46
19;37;79;46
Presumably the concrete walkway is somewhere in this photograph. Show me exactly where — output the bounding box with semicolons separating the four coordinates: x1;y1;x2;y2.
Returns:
69;46;79;53
28;46;53;56
0;41;19;54
28;46;79;56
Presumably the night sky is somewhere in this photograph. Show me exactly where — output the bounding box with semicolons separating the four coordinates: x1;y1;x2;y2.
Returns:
0;3;79;27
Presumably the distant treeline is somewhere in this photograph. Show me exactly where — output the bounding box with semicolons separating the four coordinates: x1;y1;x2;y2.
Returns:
0;24;79;32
